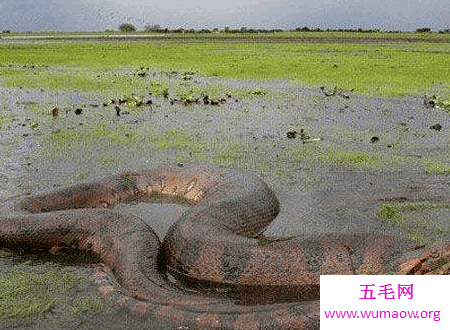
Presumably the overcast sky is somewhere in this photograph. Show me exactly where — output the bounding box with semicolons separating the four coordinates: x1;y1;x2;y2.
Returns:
0;0;449;32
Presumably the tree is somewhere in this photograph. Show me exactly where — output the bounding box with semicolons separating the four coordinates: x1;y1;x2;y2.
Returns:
119;23;136;33
415;27;431;33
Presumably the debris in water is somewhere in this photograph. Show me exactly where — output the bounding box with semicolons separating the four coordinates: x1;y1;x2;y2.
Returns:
430;124;442;131
51;107;60;117
286;130;297;139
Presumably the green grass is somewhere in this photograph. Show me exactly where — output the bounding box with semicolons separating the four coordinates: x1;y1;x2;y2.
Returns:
376;201;450;244
0;267;82;320
283;142;406;169
0;37;449;96
325;148;381;168
423;160;450;174
97;153;118;167
377;201;450;219
41;121;424;173
68;296;105;318
43;123;133;156
146;129;204;151
42;126;207;166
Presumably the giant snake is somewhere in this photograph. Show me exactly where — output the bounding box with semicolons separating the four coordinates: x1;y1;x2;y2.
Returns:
1;167;449;329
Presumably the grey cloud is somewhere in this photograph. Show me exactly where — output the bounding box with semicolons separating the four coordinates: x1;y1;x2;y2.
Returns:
0;0;448;32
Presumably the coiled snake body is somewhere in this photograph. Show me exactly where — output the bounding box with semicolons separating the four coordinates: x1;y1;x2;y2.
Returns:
1;168;449;329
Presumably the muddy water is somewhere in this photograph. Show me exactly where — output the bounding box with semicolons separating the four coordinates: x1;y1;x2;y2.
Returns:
1;75;450;329
2;77;450;240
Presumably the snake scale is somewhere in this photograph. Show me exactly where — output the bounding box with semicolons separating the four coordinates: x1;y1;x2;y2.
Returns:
1;167;450;329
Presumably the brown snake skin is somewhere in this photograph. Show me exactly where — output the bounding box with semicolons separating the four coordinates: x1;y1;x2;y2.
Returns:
1;167;450;329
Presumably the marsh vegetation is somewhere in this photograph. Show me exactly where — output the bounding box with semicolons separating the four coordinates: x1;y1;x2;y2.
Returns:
0;32;450;329
1;34;450;96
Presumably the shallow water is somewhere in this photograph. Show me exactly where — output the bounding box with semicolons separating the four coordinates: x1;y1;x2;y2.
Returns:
2;75;450;240
1;74;450;329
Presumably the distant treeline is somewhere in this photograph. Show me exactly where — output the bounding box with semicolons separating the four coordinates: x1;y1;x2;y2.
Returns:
4;25;449;35
140;25;450;34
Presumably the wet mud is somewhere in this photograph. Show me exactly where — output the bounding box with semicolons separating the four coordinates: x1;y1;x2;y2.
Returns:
1;71;450;329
